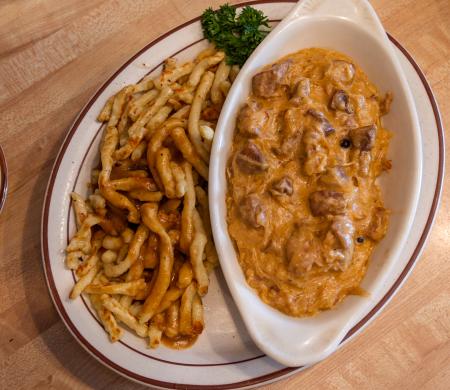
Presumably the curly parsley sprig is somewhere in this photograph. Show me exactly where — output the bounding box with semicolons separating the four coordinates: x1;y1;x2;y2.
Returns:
201;4;271;67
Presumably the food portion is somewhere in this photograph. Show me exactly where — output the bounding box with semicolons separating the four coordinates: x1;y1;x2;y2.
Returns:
65;46;235;349
201;4;270;67
226;48;392;317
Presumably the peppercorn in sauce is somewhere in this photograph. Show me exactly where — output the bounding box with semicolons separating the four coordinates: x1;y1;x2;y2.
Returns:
226;48;392;316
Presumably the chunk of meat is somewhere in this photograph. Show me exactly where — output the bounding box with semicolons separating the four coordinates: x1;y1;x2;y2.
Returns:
319;167;352;191
272;61;290;78
286;226;323;275
303;127;328;175
277;134;301;160
283;108;302;138
252;61;290;98
330;90;353;114
326;60;355;84
367;207;389;241
306;109;335;136
349;124;377;151
309;190;346;216
290;77;311;101
323;216;355;271
296;77;311;98
235;142;268;174
252;71;278;98
237;103;269;137
270;176;293;196
290;78;311;106
239;194;266;228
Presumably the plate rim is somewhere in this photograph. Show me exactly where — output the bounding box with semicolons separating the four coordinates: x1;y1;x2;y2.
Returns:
40;1;445;388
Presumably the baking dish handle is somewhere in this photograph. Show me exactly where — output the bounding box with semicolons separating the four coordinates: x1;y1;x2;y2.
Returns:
282;0;388;40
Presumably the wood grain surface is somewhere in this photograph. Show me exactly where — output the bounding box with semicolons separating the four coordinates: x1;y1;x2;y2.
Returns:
0;0;449;389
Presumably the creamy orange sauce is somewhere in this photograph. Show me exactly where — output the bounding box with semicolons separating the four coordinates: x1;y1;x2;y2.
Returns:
226;48;391;317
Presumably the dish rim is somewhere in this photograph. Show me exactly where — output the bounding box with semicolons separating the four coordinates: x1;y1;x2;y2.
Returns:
40;1;445;388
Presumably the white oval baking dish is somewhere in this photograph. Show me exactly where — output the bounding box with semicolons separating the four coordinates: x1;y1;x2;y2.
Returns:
210;0;422;367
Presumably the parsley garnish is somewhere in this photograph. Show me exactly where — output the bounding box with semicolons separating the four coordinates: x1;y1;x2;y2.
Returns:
201;4;270;67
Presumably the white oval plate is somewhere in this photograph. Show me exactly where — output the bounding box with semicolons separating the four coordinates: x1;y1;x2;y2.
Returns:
41;1;444;388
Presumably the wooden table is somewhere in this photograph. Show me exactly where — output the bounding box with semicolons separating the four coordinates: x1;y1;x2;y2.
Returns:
1;0;448;389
